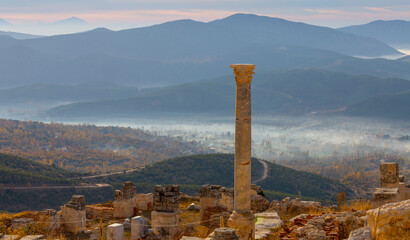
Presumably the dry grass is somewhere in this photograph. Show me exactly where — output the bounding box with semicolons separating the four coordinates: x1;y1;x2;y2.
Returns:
340;199;373;212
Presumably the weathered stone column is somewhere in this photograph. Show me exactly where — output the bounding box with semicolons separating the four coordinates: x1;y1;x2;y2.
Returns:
228;64;255;240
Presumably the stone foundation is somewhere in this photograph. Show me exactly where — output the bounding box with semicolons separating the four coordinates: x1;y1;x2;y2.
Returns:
60;195;86;233
113;182;137;218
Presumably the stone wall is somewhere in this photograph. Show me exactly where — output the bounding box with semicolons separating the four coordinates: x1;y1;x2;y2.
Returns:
86;205;113;220
153;185;180;212
60;195;86;233
113;182;137;218
200;185;234;225
151;185;180;238
136;193;154;211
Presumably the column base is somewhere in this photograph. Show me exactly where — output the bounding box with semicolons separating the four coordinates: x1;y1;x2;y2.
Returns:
228;211;255;240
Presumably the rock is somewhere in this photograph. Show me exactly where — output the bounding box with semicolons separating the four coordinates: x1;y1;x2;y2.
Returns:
19;235;44;240
255;211;283;240
367;199;410;240
306;229;327;240
289;214;308;223
347;226;372;240
269;198;322;218
251;194;270;213
187;203;200;211
335;215;363;239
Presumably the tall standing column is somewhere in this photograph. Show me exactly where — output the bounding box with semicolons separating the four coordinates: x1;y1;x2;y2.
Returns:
228;64;255;240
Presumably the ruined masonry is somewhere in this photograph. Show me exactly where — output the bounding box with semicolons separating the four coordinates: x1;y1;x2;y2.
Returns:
60;195;86;233
151;185;180;238
373;162;410;207
200;185;234;226
114;182;137;218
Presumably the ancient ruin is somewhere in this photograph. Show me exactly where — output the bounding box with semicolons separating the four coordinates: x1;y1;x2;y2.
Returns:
200;185;233;225
113;182;137;218
151;185;180;238
373;162;410;207
227;64;256;240
60;195;86;233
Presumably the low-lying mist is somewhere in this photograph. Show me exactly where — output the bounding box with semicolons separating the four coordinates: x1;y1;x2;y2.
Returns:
19;114;408;163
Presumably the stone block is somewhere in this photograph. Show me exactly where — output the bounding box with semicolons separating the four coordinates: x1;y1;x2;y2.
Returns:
367;199;410;240
131;216;148;240
11;218;34;229
151;210;178;237
347;226;372;240
107;223;124;240
373;188;399;208
19;235;44;240
380;162;399;188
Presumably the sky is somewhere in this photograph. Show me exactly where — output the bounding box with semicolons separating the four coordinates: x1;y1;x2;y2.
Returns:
0;0;409;35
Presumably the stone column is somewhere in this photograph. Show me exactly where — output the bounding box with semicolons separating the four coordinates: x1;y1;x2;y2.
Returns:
228;64;255;240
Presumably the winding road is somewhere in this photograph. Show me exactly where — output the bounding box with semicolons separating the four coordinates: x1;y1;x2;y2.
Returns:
252;159;269;184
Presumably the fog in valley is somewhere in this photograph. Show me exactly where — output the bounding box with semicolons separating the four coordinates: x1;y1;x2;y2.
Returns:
2;103;408;163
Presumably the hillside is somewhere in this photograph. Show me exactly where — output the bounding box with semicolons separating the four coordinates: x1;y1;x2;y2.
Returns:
0;152;74;185
0;82;143;105
46;69;410;117
0;119;207;173
339;20;410;47
0;14;408;88
106;154;351;202
344;91;410;120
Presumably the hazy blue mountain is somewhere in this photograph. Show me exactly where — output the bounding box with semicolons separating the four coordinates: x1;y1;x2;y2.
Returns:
0;18;11;26
0;30;43;39
52;17;88;25
46;69;410;118
0;14;408;88
0;82;143;105
339;20;410;47
211;14;400;57
345;91;410;120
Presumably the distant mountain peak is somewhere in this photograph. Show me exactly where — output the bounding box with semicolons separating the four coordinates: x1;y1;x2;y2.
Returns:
0;18;11;25
54;17;88;25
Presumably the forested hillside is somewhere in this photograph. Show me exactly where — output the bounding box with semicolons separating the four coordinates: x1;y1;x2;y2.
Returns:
0;152;75;185
106;154;351;202
0;119;207;173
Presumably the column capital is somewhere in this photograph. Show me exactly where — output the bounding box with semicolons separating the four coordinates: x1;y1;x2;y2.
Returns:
230;64;255;84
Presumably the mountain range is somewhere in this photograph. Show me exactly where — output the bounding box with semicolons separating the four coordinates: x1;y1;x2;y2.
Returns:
339;20;410;48
45;69;410;119
0;14;408;89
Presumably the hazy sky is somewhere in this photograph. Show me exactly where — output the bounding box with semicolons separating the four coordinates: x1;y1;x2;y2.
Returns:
1;0;410;34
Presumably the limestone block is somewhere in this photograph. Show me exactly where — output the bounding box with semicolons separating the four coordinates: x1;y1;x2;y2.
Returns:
181;237;204;240
373;188;399;208
255;211;283;240
61;206;86;233
11;218;34;229
380;162;399;188
86;205;114;220
151;210;178;237
113;197;137;218
398;182;406;201
107;223;124;240
19;235;44;240
135;193;153;211
213;228;239;240
131;216;148;240
367;199;410;240
347;226;372;240
2;235;19;240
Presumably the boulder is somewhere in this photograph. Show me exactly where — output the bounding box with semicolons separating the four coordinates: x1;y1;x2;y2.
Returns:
367;199;410;240
347;226;372;240
251;195;270;213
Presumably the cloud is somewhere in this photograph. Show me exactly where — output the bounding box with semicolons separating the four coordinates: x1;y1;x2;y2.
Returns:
365;7;392;12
